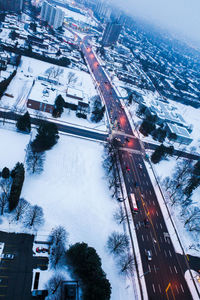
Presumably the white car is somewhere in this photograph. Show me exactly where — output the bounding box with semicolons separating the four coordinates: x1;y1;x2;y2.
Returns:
145;250;152;261
1;253;14;260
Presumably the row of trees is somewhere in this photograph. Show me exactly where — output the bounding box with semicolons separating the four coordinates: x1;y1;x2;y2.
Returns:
151;144;174;164
162;159;200;235
0;69;17;98
106;231;134;276
0;171;44;229
16;114;59;174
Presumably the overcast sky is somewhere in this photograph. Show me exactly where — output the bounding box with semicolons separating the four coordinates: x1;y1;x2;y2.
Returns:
110;0;200;45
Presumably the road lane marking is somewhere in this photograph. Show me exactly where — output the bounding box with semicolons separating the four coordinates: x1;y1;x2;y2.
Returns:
180;284;184;293
146;235;149;241
155;223;158;229
175;285;179;294
158;284;162;293
152;284;155;293
160;223;163;229
174;265;178;273
160;236;163;243
156;211;159;216
130;187;132;192
141;235;144;242
153;200;155;205
169;266;172;273
164;250;167;257
169;250;172;257
146;181;149;186
0;286;7;288
149;190;152;195
154;265;157;273
148;264;151;272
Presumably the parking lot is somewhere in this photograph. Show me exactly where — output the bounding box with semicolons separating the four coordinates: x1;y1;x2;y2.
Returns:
0;231;34;300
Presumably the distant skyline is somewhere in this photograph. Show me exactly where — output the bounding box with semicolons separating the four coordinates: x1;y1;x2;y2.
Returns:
109;0;200;46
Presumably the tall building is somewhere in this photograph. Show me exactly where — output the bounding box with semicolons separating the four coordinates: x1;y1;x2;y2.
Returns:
102;22;122;47
40;0;64;29
0;0;23;13
95;1;111;20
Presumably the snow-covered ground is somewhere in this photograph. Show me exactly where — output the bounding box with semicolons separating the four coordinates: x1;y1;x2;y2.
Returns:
61;7;97;27
0;126;134;300
150;156;200;257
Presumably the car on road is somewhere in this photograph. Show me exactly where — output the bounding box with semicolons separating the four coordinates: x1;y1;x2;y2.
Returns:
144;218;150;228
1;253;14;260
138;163;142;169
36;247;48;253
134;181;139;188
145;249;152;261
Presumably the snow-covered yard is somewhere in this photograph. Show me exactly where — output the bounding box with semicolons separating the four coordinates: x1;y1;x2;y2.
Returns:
0;126;134;300
0;56;107;131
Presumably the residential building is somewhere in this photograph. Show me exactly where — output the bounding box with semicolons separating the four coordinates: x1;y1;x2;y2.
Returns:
165;123;193;145
27;79;89;115
0;0;23;13
102;22;122;47
40;0;64;29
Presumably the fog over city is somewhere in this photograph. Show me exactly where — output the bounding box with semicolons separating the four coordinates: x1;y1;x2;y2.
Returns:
110;0;200;45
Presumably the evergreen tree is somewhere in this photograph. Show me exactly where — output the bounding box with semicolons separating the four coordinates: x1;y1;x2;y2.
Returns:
184;161;200;197
91;96;105;123
139;119;155;136
9;163;25;211
1;167;10;179
31;121;59;152
128;93;133;105
52;95;65;118
66;242;111;300
16;112;31;133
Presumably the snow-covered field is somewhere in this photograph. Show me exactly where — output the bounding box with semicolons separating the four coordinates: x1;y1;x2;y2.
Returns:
61;7;97;27
0;126;134;300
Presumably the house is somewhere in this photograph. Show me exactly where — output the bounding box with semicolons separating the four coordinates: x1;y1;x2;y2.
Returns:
165;123;193;145
27;80;89;116
27;81;56;113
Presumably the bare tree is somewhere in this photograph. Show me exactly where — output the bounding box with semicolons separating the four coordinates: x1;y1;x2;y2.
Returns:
48;226;68;269
117;253;134;276
24;205;44;229
13;198;30;222
49;244;65;269
0;178;12;201
48;226;68;247
45;67;55;79
113;206;130;225
52;67;64;79
184;207;200;231
0;193;8;215
26;144;45;174
107;232;129;256
45;272;65;299
66;72;77;92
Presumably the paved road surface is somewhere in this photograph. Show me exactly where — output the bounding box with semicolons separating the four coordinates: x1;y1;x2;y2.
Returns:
80;36;195;299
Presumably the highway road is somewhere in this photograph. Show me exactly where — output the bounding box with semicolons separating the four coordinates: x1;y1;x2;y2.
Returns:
79;35;195;299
